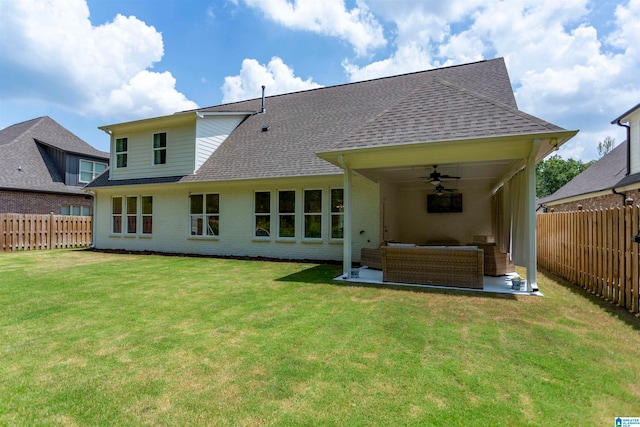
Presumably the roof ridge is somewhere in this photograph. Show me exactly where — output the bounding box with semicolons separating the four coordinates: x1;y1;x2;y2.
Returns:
191;58;503;112
433;78;561;131
0;116;47;146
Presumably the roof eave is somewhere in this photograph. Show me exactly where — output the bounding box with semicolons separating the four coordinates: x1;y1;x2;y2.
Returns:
317;130;578;170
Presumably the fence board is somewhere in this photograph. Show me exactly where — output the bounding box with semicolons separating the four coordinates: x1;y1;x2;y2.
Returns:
0;214;91;253
537;205;640;315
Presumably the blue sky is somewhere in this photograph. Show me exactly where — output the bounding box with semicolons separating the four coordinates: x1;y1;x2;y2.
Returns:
1;0;639;161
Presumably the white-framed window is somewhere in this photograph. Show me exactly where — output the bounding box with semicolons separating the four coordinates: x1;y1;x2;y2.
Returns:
141;196;153;234
111;196;152;235
254;191;271;237
126;196;138;234
278;190;296;239
153;132;167;165
190;193;219;236
79;160;107;183
61;205;91;216
112;197;123;233
303;189;322;239
115;137;128;168
330;188;344;239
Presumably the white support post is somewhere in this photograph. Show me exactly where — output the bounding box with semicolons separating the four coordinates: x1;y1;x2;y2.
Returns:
340;155;352;278
525;139;541;291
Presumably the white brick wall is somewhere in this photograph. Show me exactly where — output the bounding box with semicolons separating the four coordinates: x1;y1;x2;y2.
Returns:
93;175;380;262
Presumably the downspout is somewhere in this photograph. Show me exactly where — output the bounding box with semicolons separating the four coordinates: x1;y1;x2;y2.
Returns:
612;188;627;206
337;154;352;279
85;190;96;248
614;119;631;176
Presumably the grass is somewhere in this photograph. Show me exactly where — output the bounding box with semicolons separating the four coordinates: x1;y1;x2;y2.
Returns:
1;249;639;426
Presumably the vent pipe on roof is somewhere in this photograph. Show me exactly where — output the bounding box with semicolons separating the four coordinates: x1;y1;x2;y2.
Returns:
260;85;266;114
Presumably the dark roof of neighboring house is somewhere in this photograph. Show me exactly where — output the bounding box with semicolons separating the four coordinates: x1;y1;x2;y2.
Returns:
537;140;629;205
89;58;568;188
0;116;109;194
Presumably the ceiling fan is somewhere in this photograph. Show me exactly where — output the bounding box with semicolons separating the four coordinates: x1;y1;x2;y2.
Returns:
418;165;461;186
432;183;458;196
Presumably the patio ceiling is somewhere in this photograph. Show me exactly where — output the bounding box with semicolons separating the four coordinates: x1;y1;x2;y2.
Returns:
355;159;517;192
318;130;578;192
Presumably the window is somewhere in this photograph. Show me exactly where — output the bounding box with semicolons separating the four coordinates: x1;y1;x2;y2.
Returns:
141;196;153;234
278;190;295;238
111;196;151;235
304;189;322;239
112;197;122;233
126;196;137;234
190;193;219;236
62;205;91;216
153;132;167;165
331;188;344;239
115;138;128;168
79;160;107;183
254;191;270;237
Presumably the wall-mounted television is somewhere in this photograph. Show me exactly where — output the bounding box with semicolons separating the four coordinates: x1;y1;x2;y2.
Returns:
427;193;463;213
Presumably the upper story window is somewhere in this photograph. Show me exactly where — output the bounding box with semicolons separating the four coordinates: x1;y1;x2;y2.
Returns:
79;160;107;183
153;132;167;165
115;137;128;168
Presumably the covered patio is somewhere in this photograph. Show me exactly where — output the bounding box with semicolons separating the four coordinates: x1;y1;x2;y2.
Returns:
319;132;577;293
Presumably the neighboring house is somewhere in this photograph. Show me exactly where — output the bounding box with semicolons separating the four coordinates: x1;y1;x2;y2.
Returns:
538;103;640;212
0;116;109;215
87;58;577;290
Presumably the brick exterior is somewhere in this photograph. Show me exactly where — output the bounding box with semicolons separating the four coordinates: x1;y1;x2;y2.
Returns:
546;189;639;212
0;189;93;214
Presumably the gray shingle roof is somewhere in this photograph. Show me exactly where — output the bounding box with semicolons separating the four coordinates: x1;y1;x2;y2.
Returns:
0;116;108;194
538;140;629;204
91;58;570;188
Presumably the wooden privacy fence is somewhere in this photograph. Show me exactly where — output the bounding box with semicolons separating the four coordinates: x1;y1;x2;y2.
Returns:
0;214;92;252
537;205;640;314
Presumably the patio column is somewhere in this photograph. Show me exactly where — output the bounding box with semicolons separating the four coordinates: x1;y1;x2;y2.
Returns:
525;139;541;291
339;155;352;278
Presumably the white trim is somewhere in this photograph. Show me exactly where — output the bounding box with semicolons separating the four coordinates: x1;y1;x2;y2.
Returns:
277;189;296;240
152;131;168;166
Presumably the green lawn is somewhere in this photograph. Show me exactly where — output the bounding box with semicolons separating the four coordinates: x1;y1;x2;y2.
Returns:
1;250;638;426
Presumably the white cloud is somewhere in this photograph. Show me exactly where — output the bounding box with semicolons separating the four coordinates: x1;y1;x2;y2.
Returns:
341;0;640;162
0;0;197;119
222;57;322;103
239;0;386;56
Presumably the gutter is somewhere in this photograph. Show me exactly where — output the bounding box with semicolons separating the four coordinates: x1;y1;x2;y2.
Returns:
612;118;631;176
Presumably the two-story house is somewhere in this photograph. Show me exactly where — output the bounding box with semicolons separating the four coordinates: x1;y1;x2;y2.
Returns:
0;116;109;215
538;103;640;212
87;58;577;290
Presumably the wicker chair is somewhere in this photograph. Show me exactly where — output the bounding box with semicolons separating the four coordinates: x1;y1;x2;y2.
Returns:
380;246;484;289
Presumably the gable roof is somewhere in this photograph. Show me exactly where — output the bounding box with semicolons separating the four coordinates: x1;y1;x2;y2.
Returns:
89;58;572;188
537;140;628;205
0;116;108;194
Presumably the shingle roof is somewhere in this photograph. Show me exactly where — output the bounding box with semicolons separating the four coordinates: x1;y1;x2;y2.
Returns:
538;140;629;204
0;116;108;194
91;58;570;188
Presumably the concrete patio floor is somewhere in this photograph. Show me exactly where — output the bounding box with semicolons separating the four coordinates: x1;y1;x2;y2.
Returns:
335;267;543;296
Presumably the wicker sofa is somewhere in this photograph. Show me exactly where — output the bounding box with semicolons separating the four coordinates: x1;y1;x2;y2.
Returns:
380;245;484;289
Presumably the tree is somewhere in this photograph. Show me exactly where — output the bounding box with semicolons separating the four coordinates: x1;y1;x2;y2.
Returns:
536;154;594;198
597;136;615;158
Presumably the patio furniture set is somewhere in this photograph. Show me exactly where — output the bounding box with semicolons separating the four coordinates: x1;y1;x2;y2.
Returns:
360;240;514;289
